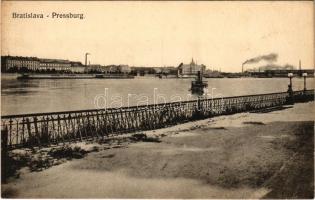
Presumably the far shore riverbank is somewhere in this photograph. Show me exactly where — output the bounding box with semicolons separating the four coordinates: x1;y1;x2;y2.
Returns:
1;102;314;198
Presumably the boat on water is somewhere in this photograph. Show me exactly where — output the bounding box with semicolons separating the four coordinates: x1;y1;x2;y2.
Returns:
17;73;135;80
190;71;208;95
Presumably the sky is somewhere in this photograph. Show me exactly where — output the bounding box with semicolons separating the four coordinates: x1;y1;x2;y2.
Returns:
2;1;314;72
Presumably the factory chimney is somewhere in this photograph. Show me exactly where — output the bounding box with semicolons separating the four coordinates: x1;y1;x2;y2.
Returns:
299;60;302;76
85;53;90;66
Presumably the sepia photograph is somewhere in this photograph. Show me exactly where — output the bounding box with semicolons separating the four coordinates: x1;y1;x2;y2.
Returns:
1;1;314;199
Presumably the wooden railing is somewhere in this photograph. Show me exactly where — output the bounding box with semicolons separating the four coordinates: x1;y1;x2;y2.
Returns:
1;89;314;149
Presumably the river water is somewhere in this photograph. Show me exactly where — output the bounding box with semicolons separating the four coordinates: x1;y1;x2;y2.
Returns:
1;74;314;115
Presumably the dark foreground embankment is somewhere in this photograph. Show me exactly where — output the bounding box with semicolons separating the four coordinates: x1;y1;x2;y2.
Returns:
263;121;314;198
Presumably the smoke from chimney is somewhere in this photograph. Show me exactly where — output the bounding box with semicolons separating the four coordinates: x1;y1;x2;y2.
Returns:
243;53;278;65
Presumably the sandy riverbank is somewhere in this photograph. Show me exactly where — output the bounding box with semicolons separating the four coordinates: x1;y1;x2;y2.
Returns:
2;102;314;198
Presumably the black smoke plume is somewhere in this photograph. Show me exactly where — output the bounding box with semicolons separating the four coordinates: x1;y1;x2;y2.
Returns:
243;53;278;65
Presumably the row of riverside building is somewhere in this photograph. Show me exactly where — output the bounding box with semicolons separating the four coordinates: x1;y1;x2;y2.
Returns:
1;56;131;74
1;55;207;76
1;56;83;73
2;55;313;77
